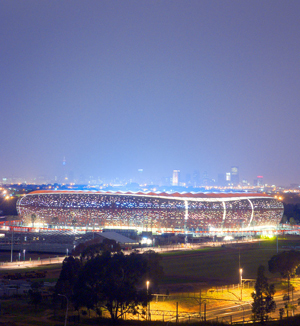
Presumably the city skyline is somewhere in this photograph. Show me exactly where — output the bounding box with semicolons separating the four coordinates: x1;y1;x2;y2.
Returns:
1;1;300;186
0;164;282;188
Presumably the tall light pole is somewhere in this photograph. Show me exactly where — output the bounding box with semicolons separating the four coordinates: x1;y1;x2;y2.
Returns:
58;294;69;326
146;280;150;320
10;227;14;262
240;268;243;301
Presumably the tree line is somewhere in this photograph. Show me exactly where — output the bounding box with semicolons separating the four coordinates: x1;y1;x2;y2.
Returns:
252;250;300;324
54;240;164;322
282;203;300;225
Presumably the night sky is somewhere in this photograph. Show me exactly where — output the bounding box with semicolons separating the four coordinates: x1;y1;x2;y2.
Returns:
1;1;300;186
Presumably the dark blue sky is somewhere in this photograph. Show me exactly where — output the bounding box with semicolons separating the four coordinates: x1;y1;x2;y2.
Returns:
1;1;300;186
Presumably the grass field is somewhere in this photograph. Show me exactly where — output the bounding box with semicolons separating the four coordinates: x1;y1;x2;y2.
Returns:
160;236;300;286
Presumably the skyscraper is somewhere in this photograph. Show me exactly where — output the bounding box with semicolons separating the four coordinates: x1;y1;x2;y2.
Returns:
172;170;180;186
254;176;264;187
226;172;231;183
192;170;200;187
231;166;239;185
61;157;67;183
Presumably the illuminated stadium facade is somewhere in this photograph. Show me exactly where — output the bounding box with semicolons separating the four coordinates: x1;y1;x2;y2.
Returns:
16;190;284;234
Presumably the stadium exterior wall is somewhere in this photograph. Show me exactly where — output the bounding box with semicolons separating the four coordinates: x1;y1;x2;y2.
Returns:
16;190;284;233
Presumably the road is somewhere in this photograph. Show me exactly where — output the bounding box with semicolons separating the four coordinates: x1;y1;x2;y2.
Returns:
0;238;260;269
204;291;300;323
0;256;65;269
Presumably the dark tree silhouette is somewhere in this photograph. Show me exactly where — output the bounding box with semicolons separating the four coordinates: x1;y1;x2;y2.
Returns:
74;251;152;321
31;213;36;227
268;250;300;302
77;239;121;261
252;265;276;324
55;256;82;299
51;216;59;225
268;250;300;279
28;281;43;311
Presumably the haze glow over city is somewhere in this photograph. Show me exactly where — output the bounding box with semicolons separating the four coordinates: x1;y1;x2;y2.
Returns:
1;1;300;186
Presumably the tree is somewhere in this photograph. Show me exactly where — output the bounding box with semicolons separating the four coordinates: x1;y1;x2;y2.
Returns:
55;256;82;299
51;216;59;225
268;250;300;302
74;238;121;261
281;214;288;224
31;213;36;227
74;251;152;321
269;250;300;278
252;265;276;324
28;281;43;311
71;217;77;230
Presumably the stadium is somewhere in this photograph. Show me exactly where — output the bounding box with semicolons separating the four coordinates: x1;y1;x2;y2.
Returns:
16;190;284;234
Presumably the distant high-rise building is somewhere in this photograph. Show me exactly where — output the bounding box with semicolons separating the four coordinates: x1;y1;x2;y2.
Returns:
172;170;180;186
61;157;67;183
202;171;209;186
231;166;239;185
257;176;263;186
254;176;264;187
192;170;200;187
242;179;248;186
226;172;231;183
137;169;144;185
185;173;191;186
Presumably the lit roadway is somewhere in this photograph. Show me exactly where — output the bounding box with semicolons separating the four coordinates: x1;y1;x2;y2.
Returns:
0;256;65;269
0;238;263;270
203;292;300;323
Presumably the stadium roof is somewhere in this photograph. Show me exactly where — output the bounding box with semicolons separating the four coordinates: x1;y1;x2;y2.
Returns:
27;190;273;199
100;231;137;244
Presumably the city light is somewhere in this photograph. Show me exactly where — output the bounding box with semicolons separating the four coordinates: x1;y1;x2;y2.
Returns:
141;237;152;245
17;190;284;233
223;236;234;241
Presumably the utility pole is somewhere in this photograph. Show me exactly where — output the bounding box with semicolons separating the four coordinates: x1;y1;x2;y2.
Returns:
10;227;14;262
199;289;202;319
276;229;279;253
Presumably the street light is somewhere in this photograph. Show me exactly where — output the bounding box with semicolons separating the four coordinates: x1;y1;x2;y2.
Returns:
146;281;150;320
58;294;69;326
240;268;243;301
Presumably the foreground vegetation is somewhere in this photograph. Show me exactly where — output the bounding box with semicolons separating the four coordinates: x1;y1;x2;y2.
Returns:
2;236;300;325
